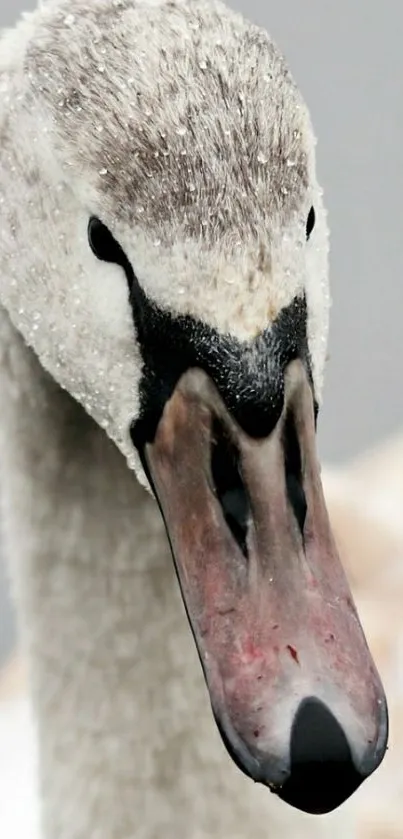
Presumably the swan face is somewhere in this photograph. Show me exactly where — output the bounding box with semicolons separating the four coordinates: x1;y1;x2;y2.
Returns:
0;0;387;816
2;0;330;469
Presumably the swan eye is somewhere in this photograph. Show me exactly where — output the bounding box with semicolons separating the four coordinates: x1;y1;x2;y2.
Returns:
306;206;316;240
88;217;126;266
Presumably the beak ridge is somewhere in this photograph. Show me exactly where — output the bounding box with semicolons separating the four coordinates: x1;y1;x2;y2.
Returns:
142;362;388;814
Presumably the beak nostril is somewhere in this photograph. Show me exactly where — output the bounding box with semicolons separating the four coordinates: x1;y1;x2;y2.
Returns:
279;697;363;814
211;418;251;559
283;411;307;537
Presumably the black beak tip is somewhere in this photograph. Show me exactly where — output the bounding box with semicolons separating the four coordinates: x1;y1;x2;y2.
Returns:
276;696;385;815
215;696;388;816
277;766;362;815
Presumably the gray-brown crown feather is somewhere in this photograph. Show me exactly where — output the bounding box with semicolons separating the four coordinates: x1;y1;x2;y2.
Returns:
24;0;311;247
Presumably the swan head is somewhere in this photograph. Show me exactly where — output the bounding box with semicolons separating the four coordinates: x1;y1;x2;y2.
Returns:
0;0;387;815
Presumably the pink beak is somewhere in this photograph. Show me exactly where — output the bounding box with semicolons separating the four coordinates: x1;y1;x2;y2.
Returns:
143;362;388;814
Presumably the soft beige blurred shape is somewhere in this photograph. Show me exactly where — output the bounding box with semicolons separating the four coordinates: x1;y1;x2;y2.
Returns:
2;432;403;838
323;434;403;838
0;654;26;700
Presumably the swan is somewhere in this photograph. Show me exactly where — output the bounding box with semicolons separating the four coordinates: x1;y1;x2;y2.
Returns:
0;1;388;838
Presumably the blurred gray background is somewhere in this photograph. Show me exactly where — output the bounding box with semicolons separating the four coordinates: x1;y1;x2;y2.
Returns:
0;0;402;661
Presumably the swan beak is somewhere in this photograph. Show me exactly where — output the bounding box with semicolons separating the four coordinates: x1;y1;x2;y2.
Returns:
142;363;388;815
